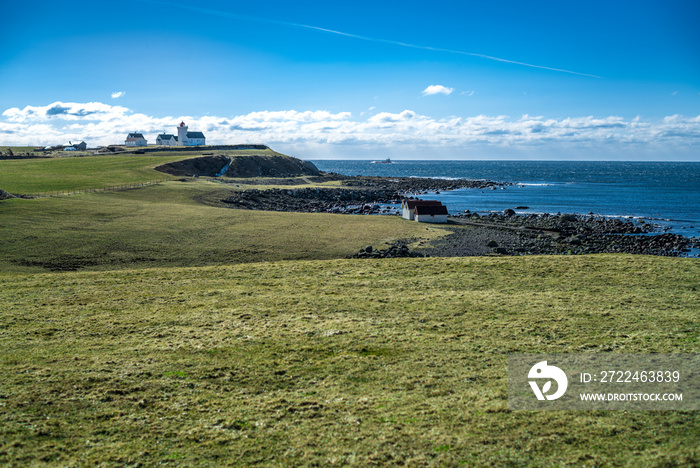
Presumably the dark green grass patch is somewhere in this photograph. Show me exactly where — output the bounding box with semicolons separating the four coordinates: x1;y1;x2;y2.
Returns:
0;181;445;273
0;255;698;466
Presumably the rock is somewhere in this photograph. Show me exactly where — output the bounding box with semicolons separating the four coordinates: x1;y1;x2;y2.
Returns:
566;236;582;245
515;206;530;210
487;240;499;248
351;242;424;259
0;189;14;200
504;208;516;216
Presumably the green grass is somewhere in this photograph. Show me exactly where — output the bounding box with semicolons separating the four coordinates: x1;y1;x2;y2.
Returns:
0;149;283;194
0;146;37;154
0;180;446;273
0;155;181;194
0;255;698;466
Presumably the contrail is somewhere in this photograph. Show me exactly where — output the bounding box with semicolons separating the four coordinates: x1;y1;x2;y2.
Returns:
142;0;601;78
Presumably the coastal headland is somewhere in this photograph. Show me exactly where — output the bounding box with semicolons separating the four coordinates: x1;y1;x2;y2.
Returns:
152;153;699;258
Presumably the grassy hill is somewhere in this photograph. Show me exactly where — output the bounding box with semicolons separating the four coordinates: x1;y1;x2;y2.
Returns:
0;180;445;273
0;148;281;195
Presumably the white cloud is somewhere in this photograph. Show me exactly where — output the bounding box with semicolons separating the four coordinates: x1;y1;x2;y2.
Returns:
422;85;454;96
2;101;130;123
1;101;698;159
111;91;125;99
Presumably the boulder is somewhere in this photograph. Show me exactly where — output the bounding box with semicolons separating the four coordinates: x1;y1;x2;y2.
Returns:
566;236;582;245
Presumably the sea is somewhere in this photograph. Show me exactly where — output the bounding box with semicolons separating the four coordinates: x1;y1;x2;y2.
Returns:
310;160;700;242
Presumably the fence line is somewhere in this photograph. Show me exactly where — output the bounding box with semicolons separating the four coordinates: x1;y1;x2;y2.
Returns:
22;179;169;199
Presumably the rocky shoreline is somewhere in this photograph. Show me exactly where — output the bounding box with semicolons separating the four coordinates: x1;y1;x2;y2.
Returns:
425;214;698;258
220;175;508;214
341;175;507;193
217;175;699;258
221;187;403;214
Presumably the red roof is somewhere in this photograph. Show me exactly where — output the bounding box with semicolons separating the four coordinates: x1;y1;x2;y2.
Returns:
403;199;443;209
414;204;448;216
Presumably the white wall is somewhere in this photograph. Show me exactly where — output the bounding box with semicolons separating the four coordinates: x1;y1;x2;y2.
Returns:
414;214;447;224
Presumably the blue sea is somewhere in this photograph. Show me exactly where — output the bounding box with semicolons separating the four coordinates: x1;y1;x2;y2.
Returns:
310;160;700;240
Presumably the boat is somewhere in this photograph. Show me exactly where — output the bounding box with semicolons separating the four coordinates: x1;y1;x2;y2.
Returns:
371;158;392;164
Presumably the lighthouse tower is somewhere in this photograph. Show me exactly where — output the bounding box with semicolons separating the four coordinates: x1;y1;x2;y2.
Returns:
177;121;188;146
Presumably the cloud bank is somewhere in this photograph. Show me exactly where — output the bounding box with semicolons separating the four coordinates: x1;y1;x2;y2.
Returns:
1;101;699;159
422;85;454;96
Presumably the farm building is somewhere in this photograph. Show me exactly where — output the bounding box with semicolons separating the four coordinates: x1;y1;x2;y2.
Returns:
401;199;444;220
414;204;449;223
156;134;177;146
60;141;87;151
125;133;147;146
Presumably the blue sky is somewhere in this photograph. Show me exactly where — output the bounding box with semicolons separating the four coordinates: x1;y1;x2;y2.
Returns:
1;0;698;159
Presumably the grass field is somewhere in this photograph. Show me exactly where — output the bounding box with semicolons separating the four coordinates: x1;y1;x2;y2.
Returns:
1;255;698;466
0;180;445;273
0;146;37;154
0;152;698;466
0;149;280;194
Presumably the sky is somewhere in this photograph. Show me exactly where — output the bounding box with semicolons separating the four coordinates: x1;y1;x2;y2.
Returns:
1;0;699;160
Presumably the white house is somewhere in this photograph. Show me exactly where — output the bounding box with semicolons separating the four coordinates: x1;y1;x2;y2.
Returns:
125;133;147;146
61;141;87;151
156;133;177;146
401;199;444;220
176;121;206;146
413;204;449;224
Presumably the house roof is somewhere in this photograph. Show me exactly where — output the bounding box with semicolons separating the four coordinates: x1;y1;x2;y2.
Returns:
186;131;205;139
157;134;176;139
403;199;443;209
127;133;145;139
414;204;448;216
